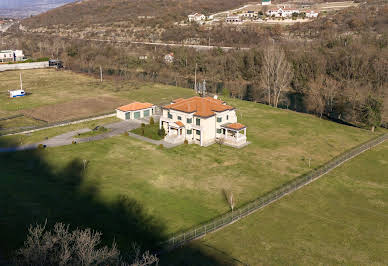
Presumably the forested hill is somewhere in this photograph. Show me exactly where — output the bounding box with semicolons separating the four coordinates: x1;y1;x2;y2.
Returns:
21;0;249;27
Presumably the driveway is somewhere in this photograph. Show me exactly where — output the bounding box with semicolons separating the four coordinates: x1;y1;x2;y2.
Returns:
0;119;146;152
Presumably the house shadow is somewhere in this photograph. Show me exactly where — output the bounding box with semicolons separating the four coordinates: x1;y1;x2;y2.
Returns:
0;137;236;265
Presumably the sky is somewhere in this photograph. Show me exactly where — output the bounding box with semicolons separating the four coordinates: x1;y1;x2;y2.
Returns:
0;0;77;18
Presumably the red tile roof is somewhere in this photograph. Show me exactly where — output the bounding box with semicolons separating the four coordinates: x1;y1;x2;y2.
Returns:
223;123;246;130
164;96;234;118
175;121;184;127
117;102;154;112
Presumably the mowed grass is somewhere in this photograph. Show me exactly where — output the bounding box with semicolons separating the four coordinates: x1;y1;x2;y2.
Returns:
0;68;195;116
165;140;388;265
0;96;380;257
131;123;163;140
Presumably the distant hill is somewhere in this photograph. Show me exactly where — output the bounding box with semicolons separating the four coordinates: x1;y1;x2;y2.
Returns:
21;0;250;27
0;0;77;18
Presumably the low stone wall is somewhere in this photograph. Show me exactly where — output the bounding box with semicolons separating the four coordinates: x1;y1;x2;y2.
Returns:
0;61;49;72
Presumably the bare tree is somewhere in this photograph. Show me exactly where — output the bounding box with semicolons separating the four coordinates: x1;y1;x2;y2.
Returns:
215;137;225;151
260;45;293;108
14;221;158;266
223;190;235;212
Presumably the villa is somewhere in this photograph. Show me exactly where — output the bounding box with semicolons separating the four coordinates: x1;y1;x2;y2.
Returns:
160;96;247;147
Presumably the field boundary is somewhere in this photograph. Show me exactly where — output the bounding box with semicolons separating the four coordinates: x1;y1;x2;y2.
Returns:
0;112;116;136
161;133;388;251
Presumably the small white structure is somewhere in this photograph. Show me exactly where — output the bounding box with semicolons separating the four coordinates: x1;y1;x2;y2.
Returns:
188;13;206;22
0;50;24;63
160;96;247;147
267;8;300;18
305;10;319;18
241;11;257;18
116;102;156;120
262;0;271;5
226;16;241;23
9;89;26;98
164;53;174;64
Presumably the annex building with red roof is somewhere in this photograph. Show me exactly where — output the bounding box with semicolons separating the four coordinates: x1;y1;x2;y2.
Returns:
160;96;247;147
116;102;156;120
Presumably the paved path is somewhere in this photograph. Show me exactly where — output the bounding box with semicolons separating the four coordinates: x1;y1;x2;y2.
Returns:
0;116;179;152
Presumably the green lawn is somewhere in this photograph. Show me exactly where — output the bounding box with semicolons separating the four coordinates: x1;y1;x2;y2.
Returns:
164;141;388;265
0;95;379;258
77;126;109;138
131;123;163;140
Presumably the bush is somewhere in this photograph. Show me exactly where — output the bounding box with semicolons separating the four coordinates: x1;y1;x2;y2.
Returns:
124;131;129;136
37;144;45;149
150;117;155;125
159;144;164;149
141;123;146;128
184;140;188;145
72;140;77;144
157;128;166;137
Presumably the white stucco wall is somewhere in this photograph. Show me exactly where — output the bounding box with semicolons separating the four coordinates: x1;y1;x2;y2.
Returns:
116;107;154;120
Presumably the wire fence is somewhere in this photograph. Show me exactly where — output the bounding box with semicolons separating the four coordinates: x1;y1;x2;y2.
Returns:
0;111;116;136
161;133;388;251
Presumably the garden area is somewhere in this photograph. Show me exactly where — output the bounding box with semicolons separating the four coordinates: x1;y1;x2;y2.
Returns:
130;118;164;140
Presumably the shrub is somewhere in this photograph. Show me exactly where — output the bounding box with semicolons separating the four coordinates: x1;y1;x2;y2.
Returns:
72;140;77;144
141;123;146;128
37;144;45;149
159;144;164;149
150;117;155;125
157;128;166;137
124;131;129;136
184;140;188;145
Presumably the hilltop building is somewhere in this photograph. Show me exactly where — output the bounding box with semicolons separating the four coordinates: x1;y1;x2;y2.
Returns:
267;8;300;17
0;50;24;63
160;96;247;147
305;10;319;18
262;0;271;5
226;16;241;23
188;13;206;22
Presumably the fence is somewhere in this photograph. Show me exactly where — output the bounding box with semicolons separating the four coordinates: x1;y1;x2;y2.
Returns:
161;133;388;251
0;111;116;136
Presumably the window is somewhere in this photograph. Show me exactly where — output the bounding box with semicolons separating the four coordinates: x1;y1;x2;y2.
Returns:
227;115;229;120
143;110;150;117
217;128;222;134
196;118;200;126
178;116;182;120
217;117;222;123
134;111;141;119
168;112;172;119
187;118;192;123
187;129;192;134
196;130;201;135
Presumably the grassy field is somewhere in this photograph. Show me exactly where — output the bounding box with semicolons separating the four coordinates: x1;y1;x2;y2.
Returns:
0;69;195;123
0;95;379;257
131;123;163;140
164;141;388;265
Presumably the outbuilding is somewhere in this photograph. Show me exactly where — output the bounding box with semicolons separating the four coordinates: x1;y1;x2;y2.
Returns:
116;102;156;120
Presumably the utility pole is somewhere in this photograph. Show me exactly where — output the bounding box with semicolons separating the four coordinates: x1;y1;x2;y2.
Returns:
194;63;197;92
100;66;103;83
208;36;210;47
20;72;23;90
